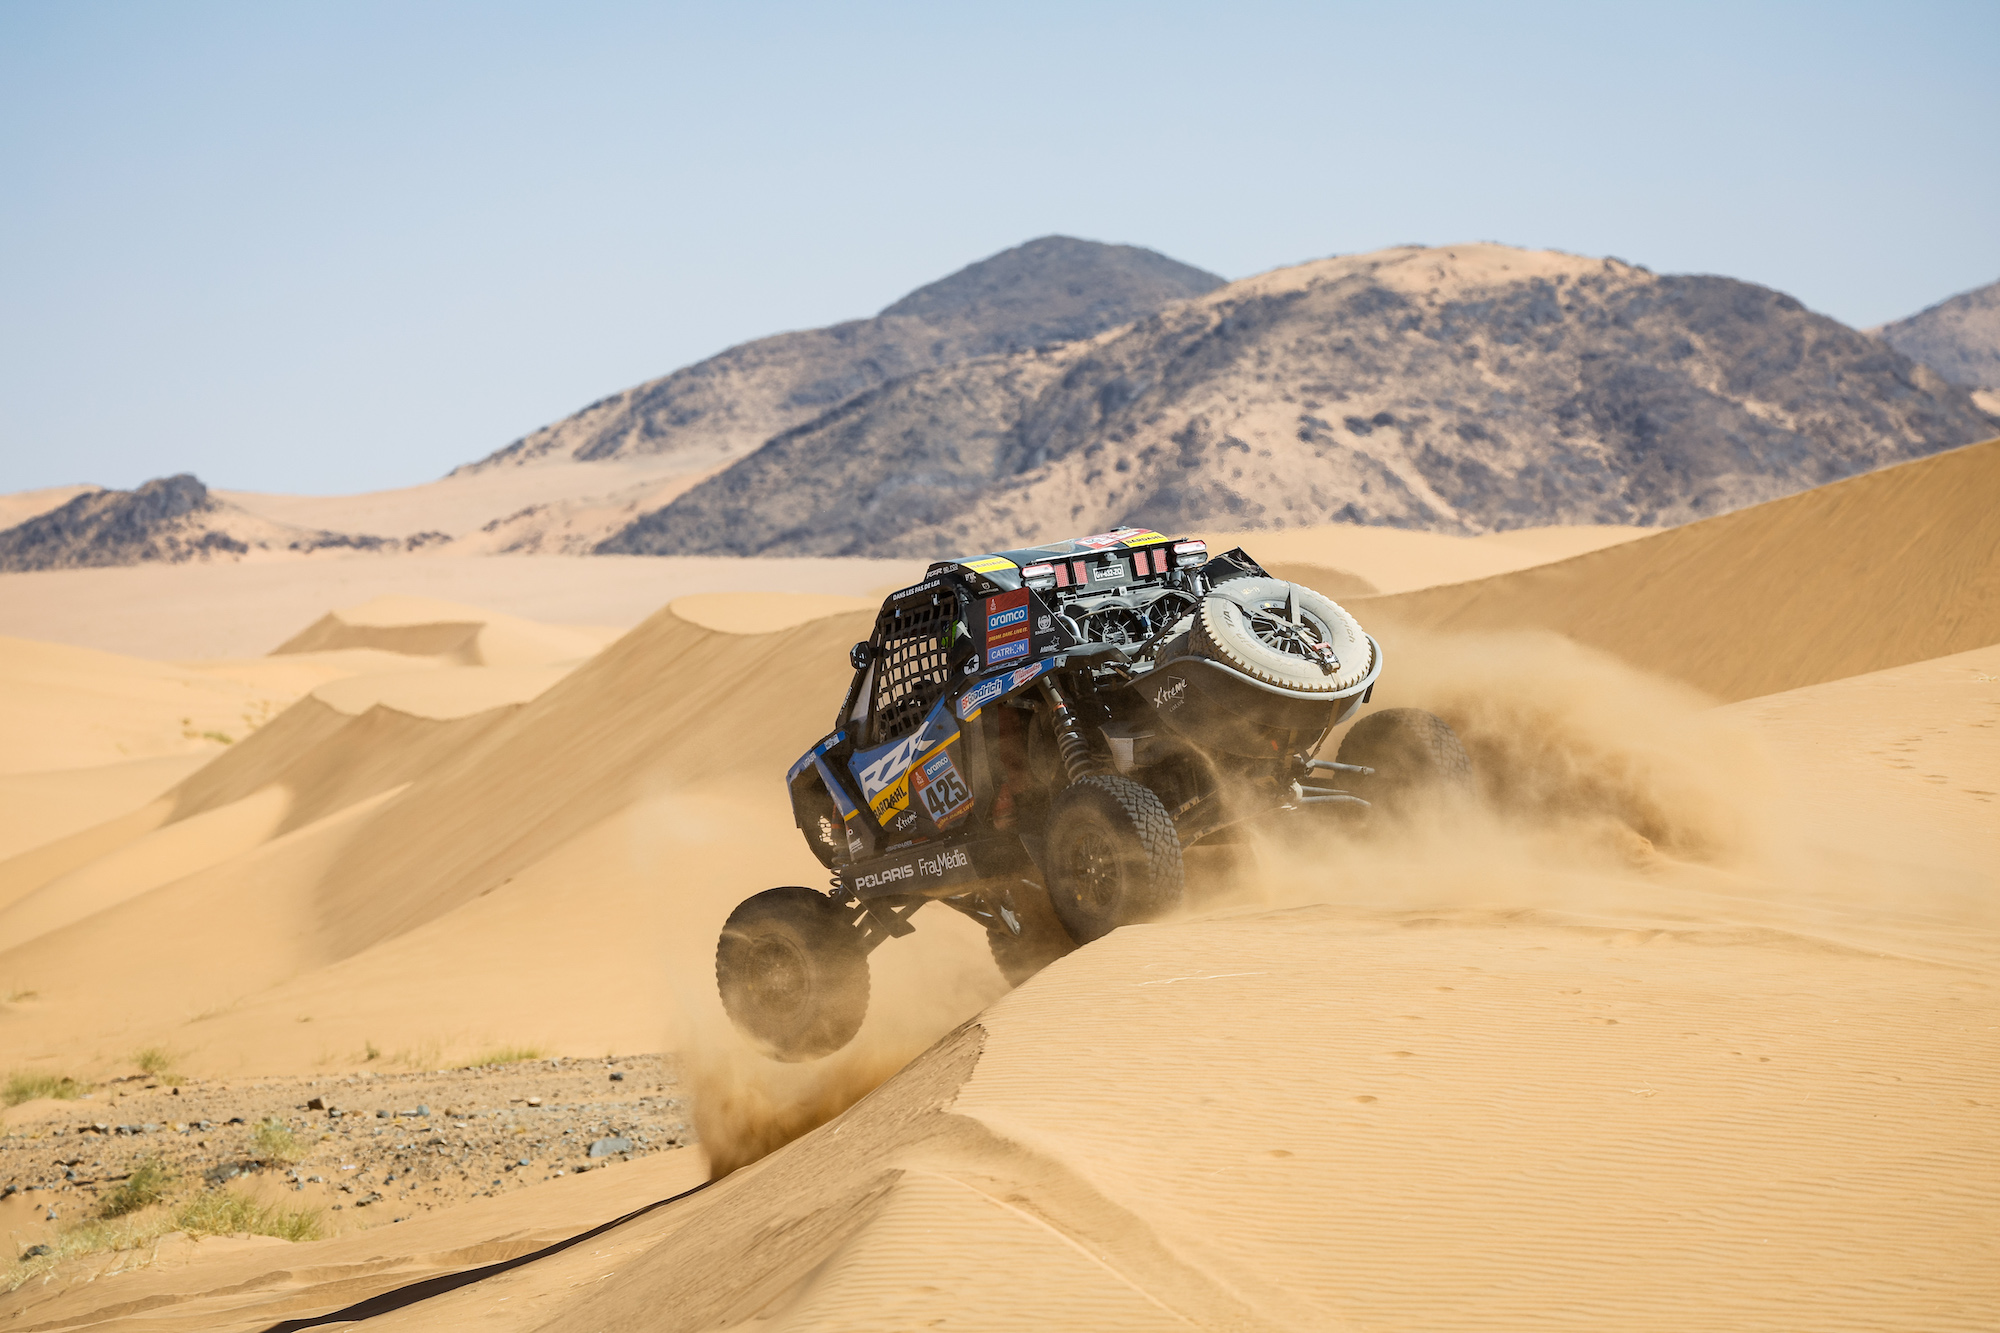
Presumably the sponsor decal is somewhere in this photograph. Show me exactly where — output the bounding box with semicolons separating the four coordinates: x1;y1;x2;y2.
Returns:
983;589;1030;665
849;843;974;893
912;748;973;828
1071;527;1164;551
953;656;1058;720
916;846;971;878
962;556;1017;575
956;675;1008;719
1036;614;1053;632
889;808;918;834
1153;676;1189;713
869;775;913;823
891;577;944;600
853;862;916;891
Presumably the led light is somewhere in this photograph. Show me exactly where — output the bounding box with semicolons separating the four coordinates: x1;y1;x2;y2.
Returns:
1172;540;1207;562
1021;563;1054;583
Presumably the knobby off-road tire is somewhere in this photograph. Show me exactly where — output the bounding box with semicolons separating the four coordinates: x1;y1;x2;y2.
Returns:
987;880;1079;988
1335;708;1473;818
1044;774;1185;944
1189;578;1371;694
715;887;869;1062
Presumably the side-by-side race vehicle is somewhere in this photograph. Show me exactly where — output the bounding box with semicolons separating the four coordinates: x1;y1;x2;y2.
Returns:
715;528;1471;1060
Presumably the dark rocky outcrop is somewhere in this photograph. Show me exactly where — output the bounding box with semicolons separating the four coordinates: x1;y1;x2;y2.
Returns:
598;245;1999;559
459;236;1224;472
1874;278;2000;390
0;474;450;571
0;475;244;571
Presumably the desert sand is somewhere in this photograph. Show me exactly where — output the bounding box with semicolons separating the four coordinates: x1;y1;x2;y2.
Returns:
0;445;1993;1329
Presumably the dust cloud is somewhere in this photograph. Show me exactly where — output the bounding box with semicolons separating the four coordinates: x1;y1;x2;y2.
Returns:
1235;625;1789;924
669;897;1005;1179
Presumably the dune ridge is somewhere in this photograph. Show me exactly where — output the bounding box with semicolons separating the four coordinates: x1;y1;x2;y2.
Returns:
1361;435;2000;701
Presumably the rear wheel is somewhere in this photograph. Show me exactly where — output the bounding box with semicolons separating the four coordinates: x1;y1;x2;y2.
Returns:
1334;708;1473;817
1044;775;1184;944
715;887;869;1061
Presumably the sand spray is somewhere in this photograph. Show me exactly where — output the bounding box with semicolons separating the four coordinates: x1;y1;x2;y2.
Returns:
637;781;1008;1180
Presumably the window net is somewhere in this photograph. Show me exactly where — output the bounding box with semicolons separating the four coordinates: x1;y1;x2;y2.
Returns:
872;596;952;742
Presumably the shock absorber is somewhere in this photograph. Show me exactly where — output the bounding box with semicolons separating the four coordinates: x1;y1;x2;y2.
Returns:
1038;677;1107;784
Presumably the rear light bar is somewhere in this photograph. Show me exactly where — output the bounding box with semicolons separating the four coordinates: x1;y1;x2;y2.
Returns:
1021;562;1055;586
1172;540;1207;563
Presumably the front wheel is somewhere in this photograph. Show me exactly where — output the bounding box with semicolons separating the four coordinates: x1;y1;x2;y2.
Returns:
715;887;869;1061
1044;775;1185;944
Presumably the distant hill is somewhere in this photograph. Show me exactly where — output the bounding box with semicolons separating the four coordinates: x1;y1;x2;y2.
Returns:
598;244;2000;559
459;236;1225;474
1873;278;2000;394
0;474;443;572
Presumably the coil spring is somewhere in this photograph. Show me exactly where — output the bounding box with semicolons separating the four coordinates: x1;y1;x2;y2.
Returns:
1040;679;1107;783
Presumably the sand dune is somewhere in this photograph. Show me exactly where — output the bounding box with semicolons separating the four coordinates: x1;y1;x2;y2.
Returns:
0;755;202;863
272;595;619;667
0;450;1993;1329
0;552;927;659
1361;435;2000;700
1227;521;1644;596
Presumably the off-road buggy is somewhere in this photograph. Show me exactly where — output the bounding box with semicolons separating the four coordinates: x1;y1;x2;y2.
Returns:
716;527;1470;1060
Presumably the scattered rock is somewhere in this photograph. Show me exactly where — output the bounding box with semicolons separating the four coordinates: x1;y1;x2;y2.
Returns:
21;1244;50;1259
588;1137;633;1159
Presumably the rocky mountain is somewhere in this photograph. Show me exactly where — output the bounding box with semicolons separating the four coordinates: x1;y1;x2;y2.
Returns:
459;236;1225;474
0;474;443;572
1873;278;2000;397
598;244;2000;559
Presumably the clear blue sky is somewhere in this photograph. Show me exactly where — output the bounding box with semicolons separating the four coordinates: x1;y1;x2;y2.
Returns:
3;1;1994;495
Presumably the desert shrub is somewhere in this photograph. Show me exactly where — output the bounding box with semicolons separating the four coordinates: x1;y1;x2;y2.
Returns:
100;1159;177;1217
3;1072;84;1106
175;1191;322;1242
473;1045;546;1067
3;1216;165;1292
132;1047;178;1080
251;1118;304;1164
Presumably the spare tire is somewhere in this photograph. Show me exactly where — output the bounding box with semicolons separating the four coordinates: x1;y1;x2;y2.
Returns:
1189;578;1372;693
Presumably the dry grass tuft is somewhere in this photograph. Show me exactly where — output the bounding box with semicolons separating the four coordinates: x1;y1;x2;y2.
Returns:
472;1045;547;1067
100;1159;177;1218
175;1190;323;1242
251;1118;305;1165
5;1190;325;1292
3;1072;86;1107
